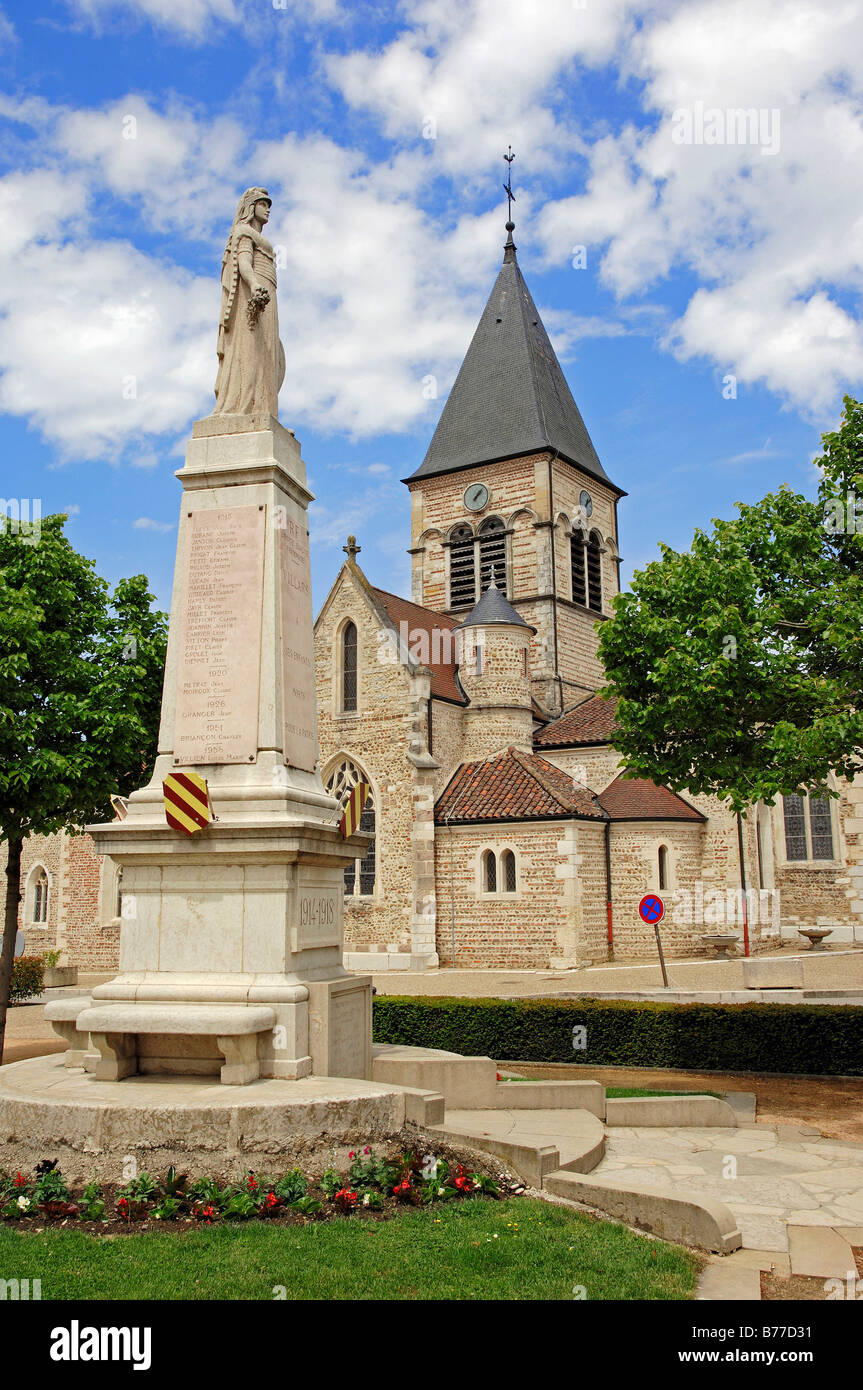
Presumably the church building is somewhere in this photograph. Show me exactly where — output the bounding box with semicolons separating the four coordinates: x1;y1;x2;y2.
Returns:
313;218;861;971
7;216;863;972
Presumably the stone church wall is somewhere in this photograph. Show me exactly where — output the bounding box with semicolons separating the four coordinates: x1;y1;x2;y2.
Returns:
315;567;416;953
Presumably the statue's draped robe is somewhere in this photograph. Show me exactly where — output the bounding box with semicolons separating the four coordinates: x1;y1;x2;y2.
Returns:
214;224;286;417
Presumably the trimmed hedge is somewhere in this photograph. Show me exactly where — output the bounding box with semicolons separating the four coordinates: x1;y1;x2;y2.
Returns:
372;994;863;1077
10;955;44;1004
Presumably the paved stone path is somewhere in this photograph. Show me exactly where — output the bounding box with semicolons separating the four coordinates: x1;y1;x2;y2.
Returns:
596;1124;863;1253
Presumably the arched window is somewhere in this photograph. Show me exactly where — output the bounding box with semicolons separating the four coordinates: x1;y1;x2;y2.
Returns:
502;849;517;893
341;621;358;712
326;758;376;895
478;517;506;594
570;529;587;606
658;845;668;891
586;530;603;612
474;637;484;677
30;867;49;924
449;524;476;607
483;850;497;893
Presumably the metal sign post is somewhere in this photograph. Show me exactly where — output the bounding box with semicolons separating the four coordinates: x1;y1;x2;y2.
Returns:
639;894;668;988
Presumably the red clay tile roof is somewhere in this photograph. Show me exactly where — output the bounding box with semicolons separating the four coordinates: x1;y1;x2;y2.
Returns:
598;773;705;822
372;588;465;705
435;746;606;824
534;692;619;747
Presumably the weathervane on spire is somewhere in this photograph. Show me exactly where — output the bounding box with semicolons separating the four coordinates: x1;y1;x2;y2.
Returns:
502;146;517;260
503;146;516;225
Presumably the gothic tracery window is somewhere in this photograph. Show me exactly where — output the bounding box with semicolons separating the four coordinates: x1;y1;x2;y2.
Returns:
326;758;376;895
31;867;49;924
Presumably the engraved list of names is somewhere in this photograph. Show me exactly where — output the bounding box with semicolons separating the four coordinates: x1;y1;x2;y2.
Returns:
279;513;317;773
174;505;266;765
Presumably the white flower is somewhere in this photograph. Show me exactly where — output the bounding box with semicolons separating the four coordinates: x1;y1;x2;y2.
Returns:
363;1193;370;1206
17;1196;30;1211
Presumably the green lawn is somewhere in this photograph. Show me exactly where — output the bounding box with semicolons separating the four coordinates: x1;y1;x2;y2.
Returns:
0;1198;700;1300
499;1078;724;1100
605;1087;724;1100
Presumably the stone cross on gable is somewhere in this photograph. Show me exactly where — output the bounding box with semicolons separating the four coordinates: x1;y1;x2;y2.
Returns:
343;535;361;560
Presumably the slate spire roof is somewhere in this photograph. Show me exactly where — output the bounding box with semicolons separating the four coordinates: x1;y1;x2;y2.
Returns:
455;580;535;632
405;231;615;488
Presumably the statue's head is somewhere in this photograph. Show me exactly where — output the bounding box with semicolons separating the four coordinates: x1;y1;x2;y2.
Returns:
233;187;272;227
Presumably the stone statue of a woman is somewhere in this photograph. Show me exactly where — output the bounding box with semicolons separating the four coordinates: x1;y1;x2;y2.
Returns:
213;187;286;419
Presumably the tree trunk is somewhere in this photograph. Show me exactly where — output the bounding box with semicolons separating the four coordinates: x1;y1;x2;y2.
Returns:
0;836;23;1065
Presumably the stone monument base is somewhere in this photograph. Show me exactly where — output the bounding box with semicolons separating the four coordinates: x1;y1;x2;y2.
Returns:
0;1055;420;1183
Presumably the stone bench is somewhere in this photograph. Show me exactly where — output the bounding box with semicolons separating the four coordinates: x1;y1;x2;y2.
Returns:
73;1003;276;1085
44;997;95;1069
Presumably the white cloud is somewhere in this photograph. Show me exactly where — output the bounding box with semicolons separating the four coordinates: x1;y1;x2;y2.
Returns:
133;516;174;531
0;7;16;45
328;0;636;176
2;0;863;463
68;0;241;39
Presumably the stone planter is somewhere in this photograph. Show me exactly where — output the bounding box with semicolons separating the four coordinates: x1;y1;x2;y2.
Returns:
798;927;833;951
701;933;740;959
43;966;78;989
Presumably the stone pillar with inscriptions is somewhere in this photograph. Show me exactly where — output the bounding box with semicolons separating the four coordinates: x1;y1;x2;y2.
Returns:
83;412;373;1082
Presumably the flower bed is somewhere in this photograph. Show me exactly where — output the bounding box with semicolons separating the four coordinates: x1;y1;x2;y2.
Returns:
0;1145;503;1234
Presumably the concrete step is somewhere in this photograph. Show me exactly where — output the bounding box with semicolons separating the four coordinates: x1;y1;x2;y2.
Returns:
429;1107;606;1187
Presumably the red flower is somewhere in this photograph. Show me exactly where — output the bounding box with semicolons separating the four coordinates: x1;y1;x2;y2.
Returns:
348;1152;355;1160
13;1172;26;1188
363;1147;370;1155
198;1203;217;1223
265;1192;278;1208
334;1188;358;1208
247;1172;258;1191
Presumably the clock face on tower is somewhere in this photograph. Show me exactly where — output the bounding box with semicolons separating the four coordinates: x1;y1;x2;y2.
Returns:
464;482;489;512
579;489;593;518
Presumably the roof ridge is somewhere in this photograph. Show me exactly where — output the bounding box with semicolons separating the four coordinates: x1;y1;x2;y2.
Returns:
372;586;459;627
510;746;604;817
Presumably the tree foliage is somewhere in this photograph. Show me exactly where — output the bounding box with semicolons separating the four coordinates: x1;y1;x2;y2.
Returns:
598;395;863;813
0;512;167;1056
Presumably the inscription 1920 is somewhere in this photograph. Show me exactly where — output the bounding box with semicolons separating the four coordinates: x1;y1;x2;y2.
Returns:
173;506;266;765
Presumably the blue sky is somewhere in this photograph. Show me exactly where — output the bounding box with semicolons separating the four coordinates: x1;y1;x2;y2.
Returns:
1;0;862;616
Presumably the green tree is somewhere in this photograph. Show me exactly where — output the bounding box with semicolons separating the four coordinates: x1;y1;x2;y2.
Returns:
598;397;863;944
0;514;167;1059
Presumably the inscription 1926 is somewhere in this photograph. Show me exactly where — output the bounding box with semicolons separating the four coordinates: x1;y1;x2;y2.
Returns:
174;506;266;765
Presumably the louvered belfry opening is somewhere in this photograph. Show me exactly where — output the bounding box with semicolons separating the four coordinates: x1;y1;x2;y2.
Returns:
478;516;506;594
449;523;476;606
570;530;587;606
586;531;603;611
342;620;358;711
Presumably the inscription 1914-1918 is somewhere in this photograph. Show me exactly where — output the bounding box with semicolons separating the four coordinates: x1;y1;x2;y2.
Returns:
173;505;266;765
